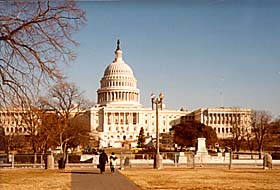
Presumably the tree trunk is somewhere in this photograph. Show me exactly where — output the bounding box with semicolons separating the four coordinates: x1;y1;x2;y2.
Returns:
258;147;262;159
62;143;68;169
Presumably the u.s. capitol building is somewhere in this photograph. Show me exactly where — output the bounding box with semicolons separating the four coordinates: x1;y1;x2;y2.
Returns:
89;40;251;148
90;40;189;148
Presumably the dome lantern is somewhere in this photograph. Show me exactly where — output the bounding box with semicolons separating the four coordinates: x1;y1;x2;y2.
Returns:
114;39;123;63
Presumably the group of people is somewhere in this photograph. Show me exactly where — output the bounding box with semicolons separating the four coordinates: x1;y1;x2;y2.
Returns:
98;150;118;174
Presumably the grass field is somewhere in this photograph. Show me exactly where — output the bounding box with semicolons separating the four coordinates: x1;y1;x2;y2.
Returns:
0;168;279;190
0;169;71;190
120;168;280;190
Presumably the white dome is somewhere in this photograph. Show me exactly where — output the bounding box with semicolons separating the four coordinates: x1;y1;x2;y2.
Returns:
97;40;141;108
104;60;134;77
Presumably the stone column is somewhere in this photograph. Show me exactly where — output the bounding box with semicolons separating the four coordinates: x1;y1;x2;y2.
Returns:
195;138;210;164
196;138;207;154
45;154;54;169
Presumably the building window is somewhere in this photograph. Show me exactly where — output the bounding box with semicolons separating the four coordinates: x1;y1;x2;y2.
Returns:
108;113;111;125
115;113;119;124
120;113;124;124
133;113;137;125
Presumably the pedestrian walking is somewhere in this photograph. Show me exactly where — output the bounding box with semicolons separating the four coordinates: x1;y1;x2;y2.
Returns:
110;152;118;173
99;149;108;174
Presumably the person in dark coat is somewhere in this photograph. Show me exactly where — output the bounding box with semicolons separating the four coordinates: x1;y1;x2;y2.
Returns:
99;150;108;174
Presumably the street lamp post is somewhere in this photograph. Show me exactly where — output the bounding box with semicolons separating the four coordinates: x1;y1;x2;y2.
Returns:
151;92;164;169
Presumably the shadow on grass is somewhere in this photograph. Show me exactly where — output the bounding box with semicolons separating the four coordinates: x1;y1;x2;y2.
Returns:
70;171;101;175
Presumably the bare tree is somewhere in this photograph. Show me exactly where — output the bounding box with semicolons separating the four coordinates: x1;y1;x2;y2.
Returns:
19;106;47;153
67;112;92;152
37;110;60;153
244;127;256;159
231;122;247;153
0;0;86;107
40;80;93;168
266;116;280;151
0;126;7;152
251;110;272;159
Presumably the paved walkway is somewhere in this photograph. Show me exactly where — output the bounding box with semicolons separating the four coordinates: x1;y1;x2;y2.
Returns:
71;168;140;190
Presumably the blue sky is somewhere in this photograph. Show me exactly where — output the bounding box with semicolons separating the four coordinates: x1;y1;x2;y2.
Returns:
64;0;280;116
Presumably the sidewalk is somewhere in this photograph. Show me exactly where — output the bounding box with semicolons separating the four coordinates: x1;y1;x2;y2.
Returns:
71;168;140;190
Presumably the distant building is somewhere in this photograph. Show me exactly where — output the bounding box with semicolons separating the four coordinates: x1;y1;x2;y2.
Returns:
0;108;29;136
171;107;251;139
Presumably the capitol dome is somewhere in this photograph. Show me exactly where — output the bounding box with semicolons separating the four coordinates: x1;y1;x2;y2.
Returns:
97;40;141;107
103;55;134;78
